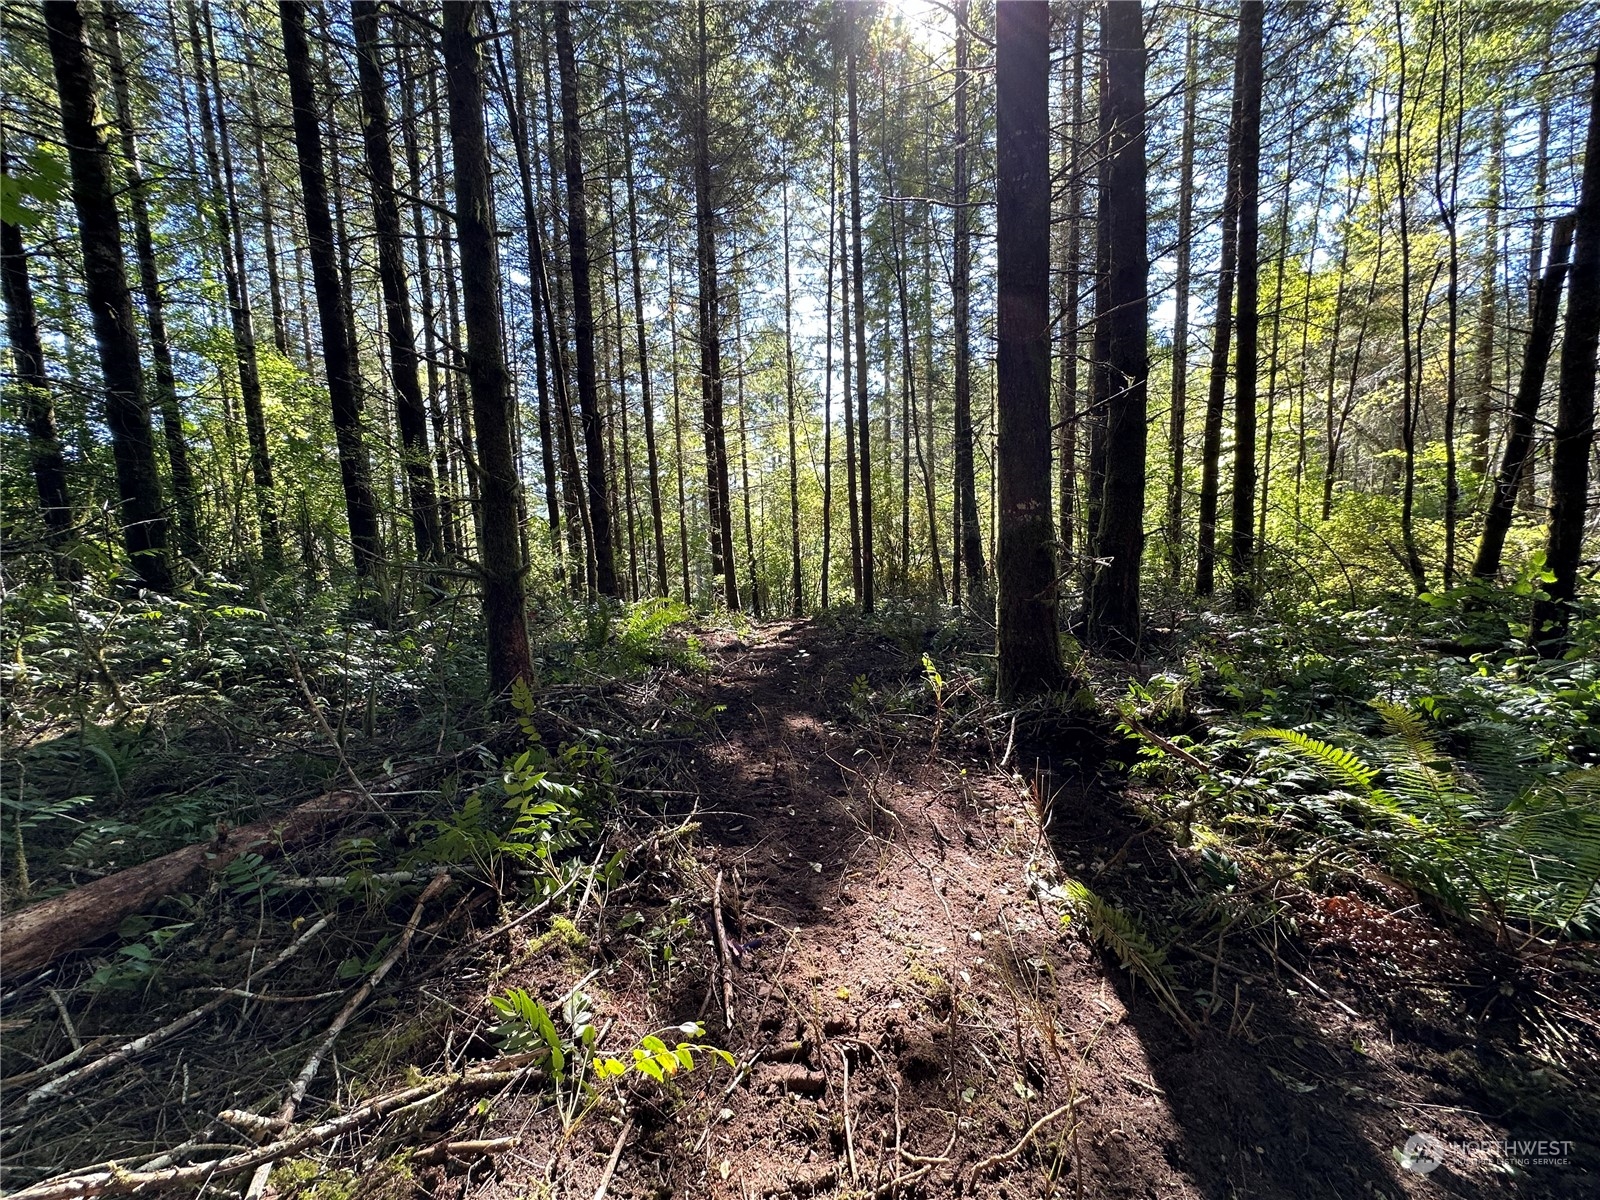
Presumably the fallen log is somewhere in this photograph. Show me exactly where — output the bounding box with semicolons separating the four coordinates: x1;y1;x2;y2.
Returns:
2;783;377;976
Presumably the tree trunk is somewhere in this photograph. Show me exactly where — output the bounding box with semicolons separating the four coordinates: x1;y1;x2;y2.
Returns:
848;42;874;614
1084;0;1148;653
1;212;75;568
241;44;289;359
731;243;761;616
665;227;692;603
783;172;804;616
1195;21;1245;599
692;0;739;609
995;0;1066;697
1392;0;1427;593
398;32;461;561
1166;18;1196;581
1531;51;1600;653
442;1;533;695
353;0;443;572
1227;0;1263;604
1469;105;1503;480
553;2;618;598
279;0;382;578
617;39;668;598
952;0;985;608
188;0;279;565
103;2;201;562
1473;215;1572;581
821;115;838;610
43;0;172;592
841;167;862;604
496;6;562;574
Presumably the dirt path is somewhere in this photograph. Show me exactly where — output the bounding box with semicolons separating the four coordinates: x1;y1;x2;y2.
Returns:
470;619;1588;1200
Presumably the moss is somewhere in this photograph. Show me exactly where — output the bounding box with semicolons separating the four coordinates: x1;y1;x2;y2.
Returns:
344;999;448;1074
526;915;587;955
269;1158;417;1200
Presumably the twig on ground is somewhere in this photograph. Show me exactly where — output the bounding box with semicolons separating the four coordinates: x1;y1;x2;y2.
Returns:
240;874;450;1200
710;869;737;1031
838;1046;859;1183
6;1064;543;1200
590;1117;633;1200
22;916;334;1109
967;1099;1082;1181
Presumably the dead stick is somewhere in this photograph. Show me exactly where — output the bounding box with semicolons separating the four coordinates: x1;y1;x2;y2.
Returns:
241;874;450;1200
6;1065;542;1200
710;870;736;1031
23;915;333;1109
590;1117;633;1200
967;1100;1080;1180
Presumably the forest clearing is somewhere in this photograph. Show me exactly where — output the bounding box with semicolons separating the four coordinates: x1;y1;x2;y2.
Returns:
2;0;1599;1197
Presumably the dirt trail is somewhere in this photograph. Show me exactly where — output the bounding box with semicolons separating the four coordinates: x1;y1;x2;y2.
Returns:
473;619;1586;1200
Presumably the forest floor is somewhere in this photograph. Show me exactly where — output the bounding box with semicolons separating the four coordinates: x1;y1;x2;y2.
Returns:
3;613;1597;1199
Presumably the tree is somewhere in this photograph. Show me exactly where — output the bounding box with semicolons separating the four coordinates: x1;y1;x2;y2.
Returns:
1473;215;1572;581
692;0;739;609
1195;17;1245;599
951;0;985;608
1165;20;1196;579
188;0;279;565
1083;0;1148;653
1;207;74;570
102;2;200;562
43;0;172;592
847;38;874;614
279;0;382;579
352;0;442;572
1227;1;1264;604
782;170;803;616
442;0;532;694
554;0;619;598
1531;50;1600;653
994;0;1065;698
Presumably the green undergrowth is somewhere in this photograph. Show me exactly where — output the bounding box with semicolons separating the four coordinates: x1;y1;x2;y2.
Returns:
1118;589;1600;940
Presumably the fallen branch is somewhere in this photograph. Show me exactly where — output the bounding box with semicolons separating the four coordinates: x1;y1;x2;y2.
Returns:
0;760;443;975
710;870;736;1032
413;1136;521;1167
967;1098;1082;1181
590;1118;633;1200
22;915;334;1109
241;874;451;1200
5;1063;543;1200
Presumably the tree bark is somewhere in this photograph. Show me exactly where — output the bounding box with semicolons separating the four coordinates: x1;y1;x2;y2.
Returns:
442;0;533;695
617;40;668;598
821;114;838;610
353;0;443;572
952;0;985;608
783;172;804;615
43;0;173;592
1;212;74;567
995;0;1065;697
279;0;382;578
1473;216;1573;582
693;0;739;609
1531;51;1600;653
190;0;280;566
1227;0;1263;604
103;2;201;562
1166;19;1196;580
552;2;618;598
1195;19;1244;599
1469;105;1503;480
1084;0;1148;654
848;42;874;614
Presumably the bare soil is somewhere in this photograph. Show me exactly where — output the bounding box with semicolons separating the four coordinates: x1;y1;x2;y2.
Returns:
453;619;1597;1200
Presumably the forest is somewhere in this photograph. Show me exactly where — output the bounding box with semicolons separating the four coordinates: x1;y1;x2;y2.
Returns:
1;0;1598;1196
